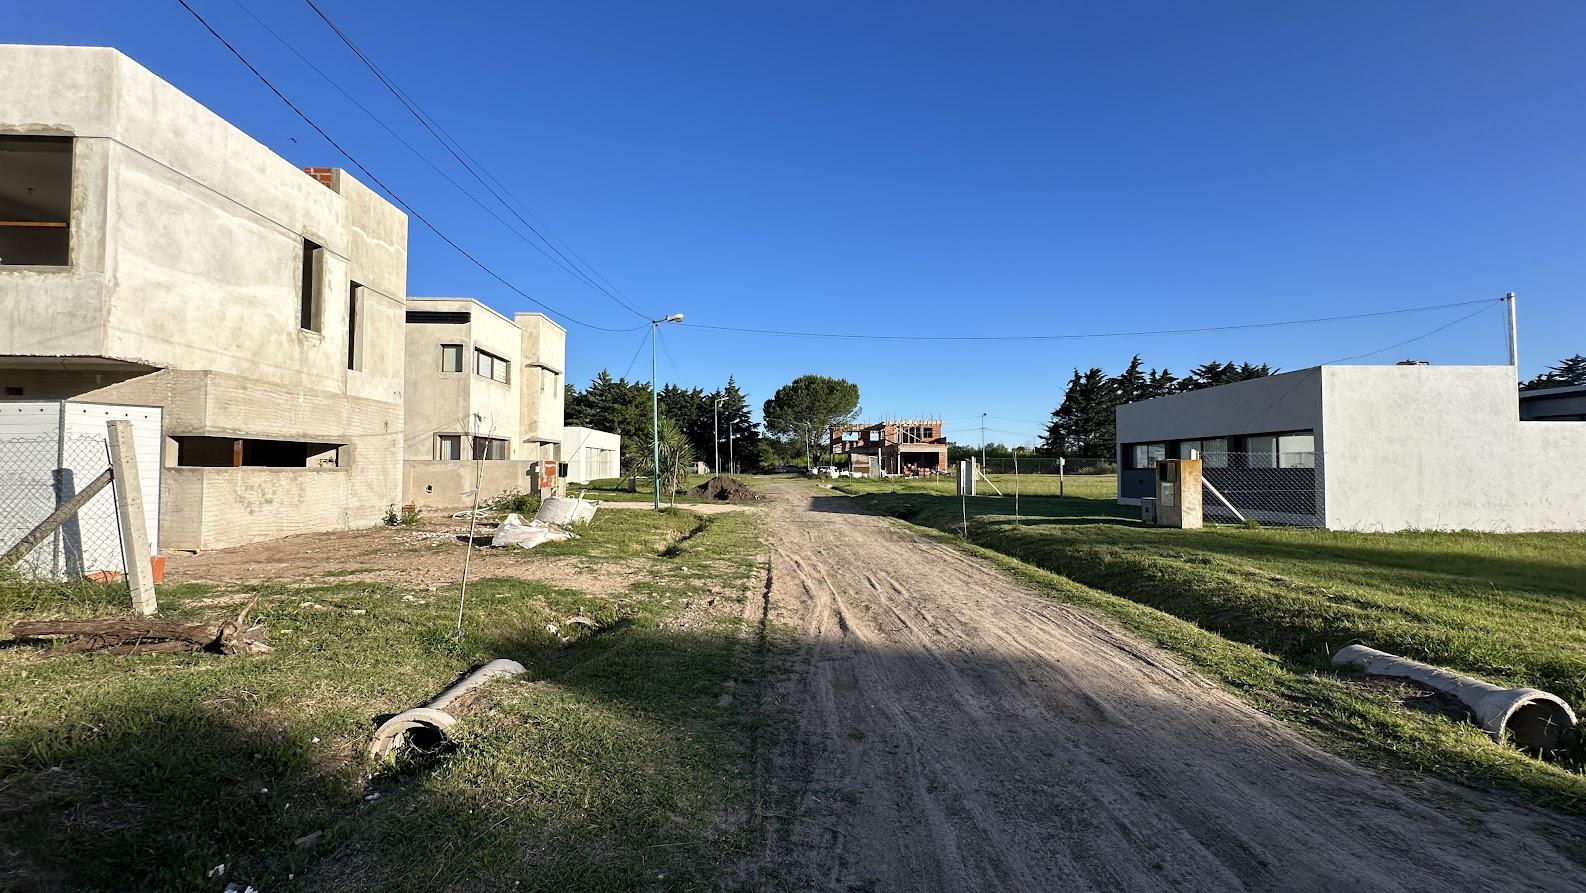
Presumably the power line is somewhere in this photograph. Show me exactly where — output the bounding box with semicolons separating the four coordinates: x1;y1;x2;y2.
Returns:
1319;302;1500;365
1236;302;1501;430
678;297;1503;343
228;0;642;320
300;0;649;321
175;0;646;334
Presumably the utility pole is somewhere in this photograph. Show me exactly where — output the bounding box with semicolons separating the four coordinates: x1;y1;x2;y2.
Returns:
651;314;684;510
728;416;735;475
981;412;987;470
713;396;724;476
1504;292;1519;377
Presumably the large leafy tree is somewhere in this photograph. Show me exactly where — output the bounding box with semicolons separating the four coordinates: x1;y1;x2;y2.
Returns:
763;374;861;466
1522;354;1586;391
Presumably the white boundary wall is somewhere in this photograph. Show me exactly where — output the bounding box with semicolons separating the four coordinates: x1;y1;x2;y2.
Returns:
1320;365;1586;532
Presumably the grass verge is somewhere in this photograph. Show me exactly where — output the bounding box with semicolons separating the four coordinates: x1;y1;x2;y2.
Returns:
843;488;1586;812
0;509;765;892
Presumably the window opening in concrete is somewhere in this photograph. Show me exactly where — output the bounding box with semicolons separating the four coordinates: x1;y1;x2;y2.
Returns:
440;344;463;372
406;309;471;325
300;238;323;331
174;436;343;468
0;135;72;266
475;348;509;383
473;436;508;460
436;434;463;460
347;281;363;371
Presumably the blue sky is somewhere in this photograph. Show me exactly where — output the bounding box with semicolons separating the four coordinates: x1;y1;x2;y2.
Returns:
17;2;1586;446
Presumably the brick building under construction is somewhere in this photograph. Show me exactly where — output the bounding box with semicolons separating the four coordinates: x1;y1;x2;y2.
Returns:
830;419;948;475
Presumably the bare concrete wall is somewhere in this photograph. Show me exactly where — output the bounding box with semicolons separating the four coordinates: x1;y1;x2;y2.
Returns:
0;45;409;551
403;460;540;511
403;297;521;459
514;312;566;459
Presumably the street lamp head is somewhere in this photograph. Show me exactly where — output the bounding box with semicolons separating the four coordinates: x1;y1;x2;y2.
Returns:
663;313;685;323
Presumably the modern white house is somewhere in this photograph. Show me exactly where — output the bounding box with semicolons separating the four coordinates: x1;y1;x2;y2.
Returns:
0;45;409;550
562;426;621;483
1115;364;1586;532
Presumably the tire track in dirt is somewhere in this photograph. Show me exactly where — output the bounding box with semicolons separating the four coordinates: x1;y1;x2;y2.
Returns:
743;481;1586;892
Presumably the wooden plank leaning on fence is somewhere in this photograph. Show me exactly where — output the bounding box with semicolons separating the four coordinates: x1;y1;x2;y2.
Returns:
0;420;158;615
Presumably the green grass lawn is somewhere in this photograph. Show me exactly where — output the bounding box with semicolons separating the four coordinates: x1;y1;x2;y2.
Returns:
838;483;1586;810
836;471;1116;500
573;474;718;504
0;509;764;892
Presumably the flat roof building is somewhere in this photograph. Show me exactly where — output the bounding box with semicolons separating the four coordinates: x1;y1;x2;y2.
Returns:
0;45;408;550
1115;365;1586;532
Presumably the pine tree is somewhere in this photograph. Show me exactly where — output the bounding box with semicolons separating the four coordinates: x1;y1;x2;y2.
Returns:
1112;355;1149;405
1041;368;1117;456
1522;354;1586;391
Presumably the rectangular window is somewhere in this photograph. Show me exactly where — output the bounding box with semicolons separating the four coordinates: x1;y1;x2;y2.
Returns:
475;348;509;383
347;282;362;371
1177;440;1202;459
1246;435;1277;468
436;434;463;460
174;436;342;468
473;436;508;460
440;344;463;372
1278;432;1316;469
1131;442;1166;469
1203;437;1229;468
923;427;934;439
0;135;72;266
299;237;323;331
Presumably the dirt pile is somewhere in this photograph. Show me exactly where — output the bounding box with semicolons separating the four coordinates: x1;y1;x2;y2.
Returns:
689;475;761;503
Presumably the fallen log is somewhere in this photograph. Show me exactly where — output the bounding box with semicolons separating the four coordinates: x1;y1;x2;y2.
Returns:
11;617;271;655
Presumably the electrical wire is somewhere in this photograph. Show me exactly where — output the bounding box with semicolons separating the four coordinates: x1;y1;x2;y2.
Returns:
228;0;644;320
678;297;1502;343
300;0;650;321
1318;302;1500;365
175;0;646;334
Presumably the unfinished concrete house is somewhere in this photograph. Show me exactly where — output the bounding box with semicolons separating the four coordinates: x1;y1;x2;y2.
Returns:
0;45;409;550
402;299;580;508
830;420;949;475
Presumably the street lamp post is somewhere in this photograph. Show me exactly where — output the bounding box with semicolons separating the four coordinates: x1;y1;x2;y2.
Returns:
651;314;685;510
713;395;725;476
981;412;987;471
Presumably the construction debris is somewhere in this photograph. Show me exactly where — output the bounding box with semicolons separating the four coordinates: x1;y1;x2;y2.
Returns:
490;513;575;550
11;597;270;656
1333;645;1577;752
534;494;598;526
369;658;528;759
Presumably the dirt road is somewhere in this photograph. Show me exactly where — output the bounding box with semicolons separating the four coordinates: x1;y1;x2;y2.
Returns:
746;482;1585;892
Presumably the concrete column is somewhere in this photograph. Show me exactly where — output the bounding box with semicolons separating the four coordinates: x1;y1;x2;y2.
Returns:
106;420;157;615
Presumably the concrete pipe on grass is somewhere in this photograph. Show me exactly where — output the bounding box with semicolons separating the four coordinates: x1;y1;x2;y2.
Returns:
1332;645;1577;752
369;658;527;759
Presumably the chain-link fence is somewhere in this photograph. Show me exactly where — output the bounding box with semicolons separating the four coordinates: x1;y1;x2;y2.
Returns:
1198;451;1325;527
980;456;1116;475
0;432;130;585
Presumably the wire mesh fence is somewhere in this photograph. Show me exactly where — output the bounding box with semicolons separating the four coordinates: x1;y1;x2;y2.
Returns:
1198;451;1325;527
0;432;130;586
980;456;1116;475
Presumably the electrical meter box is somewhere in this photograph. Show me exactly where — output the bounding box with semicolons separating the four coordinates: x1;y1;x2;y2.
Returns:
1154;458;1203;528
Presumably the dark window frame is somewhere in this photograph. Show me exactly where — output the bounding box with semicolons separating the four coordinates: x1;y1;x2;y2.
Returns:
0;134;73;267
